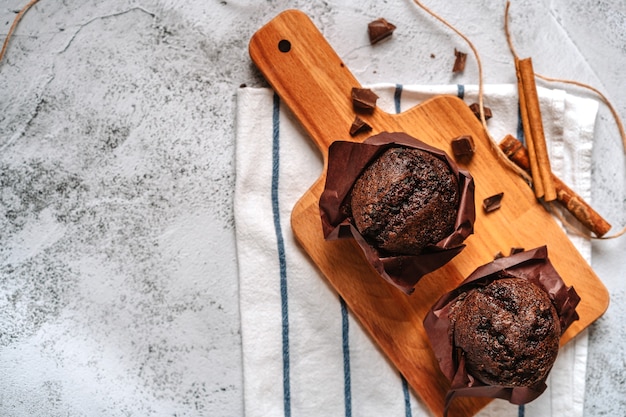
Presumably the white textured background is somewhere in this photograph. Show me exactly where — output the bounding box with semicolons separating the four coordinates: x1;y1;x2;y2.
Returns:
1;0;624;416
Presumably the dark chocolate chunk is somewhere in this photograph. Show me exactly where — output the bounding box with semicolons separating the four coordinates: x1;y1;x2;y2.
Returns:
452;48;467;72
349;116;372;136
368;18;396;45
510;247;525;255
451;135;475;159
469;102;492;120
351;87;379;113
494;251;505;260
483;192;504;213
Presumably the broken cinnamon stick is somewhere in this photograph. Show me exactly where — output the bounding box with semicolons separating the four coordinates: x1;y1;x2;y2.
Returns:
516;57;557;202
500;134;612;237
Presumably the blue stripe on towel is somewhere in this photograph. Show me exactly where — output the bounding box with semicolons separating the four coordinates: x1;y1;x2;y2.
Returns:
515;96;525;417
401;374;413;417
457;84;465;99
394;83;403;114
393;84;413;417
340;84;418;417
396;84;412;417
394;83;415;417
340;296;352;417
271;93;291;417
517;103;526;146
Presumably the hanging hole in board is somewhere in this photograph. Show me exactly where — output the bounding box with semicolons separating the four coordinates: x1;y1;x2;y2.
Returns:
278;39;291;53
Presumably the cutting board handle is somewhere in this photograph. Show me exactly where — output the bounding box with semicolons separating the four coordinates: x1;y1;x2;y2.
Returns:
249;10;378;156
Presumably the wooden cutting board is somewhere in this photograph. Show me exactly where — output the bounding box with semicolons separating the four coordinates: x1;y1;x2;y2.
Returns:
249;9;609;417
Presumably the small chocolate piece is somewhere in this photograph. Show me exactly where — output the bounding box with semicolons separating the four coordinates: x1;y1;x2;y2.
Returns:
494;251;504;260
368;18;396;45
349;116;372;136
482;192;504;213
451;135;475;160
510;247;525;255
351;87;379;113
452;48;467;73
469;102;492;120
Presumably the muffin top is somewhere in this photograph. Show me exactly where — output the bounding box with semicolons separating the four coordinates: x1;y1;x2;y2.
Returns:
349;146;459;255
449;277;561;387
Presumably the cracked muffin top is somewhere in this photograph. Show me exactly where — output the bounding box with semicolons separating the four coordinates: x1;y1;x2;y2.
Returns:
349;146;459;256
449;277;561;387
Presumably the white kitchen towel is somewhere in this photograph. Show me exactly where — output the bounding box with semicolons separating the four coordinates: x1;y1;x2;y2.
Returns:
234;84;597;417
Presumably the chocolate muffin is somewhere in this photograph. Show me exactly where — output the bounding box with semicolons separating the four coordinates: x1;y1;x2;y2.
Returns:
350;146;459;255
449;277;561;387
319;132;475;293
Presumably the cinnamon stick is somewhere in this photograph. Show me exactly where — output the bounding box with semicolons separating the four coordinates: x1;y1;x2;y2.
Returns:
516;57;557;201
500;134;612;237
515;58;544;199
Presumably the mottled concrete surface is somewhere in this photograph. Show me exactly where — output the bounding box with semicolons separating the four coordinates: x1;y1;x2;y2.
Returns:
0;0;624;416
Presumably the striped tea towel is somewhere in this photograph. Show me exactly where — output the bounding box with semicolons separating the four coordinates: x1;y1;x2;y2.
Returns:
234;84;598;417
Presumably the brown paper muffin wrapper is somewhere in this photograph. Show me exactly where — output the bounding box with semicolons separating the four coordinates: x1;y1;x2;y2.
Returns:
319;131;475;294
423;245;581;413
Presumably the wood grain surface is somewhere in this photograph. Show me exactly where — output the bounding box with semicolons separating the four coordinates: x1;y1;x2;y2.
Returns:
249;9;609;417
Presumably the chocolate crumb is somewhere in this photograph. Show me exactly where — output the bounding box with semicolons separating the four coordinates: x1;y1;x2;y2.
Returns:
451;135;475;160
349;116;372;136
510;247;525;255
469;103;492;120
483;192;504;213
452;48;467;72
239;83;247;88
351;87;378;113
494;251;504;259
368;18;396;45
